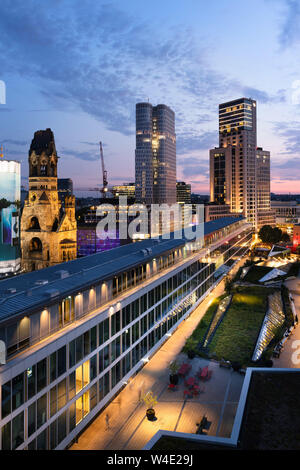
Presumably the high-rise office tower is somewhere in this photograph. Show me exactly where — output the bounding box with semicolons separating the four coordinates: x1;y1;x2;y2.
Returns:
256;148;275;228
176;181;191;204
210;97;265;228
135;102;176;205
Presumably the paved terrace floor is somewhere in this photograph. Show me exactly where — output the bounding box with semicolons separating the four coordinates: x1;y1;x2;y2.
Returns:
70;258;246;451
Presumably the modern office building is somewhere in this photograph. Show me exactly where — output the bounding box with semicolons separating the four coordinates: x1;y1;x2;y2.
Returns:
58;179;73;208
271;200;300;235
209;145;234;207
0;158;21;276
20;129;77;271
135;102;176;205
0;216;252;450
205;203;232;222
176;182;191;205
210;98;273;230
219;98;257;226
256;148;275;229
111;183;135;199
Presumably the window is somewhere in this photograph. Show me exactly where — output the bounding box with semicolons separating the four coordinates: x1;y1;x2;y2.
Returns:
84;330;90;356
111;310;120;336
99;318;109;345
57;346;66;377
12;373;24;411
75;391;90;425
2;380;11;418
90;354;97;381
37;394;47;428
28;403;36;437
75;360;90;394
90;326;97;351
37;359;47;393
50;352;57;382
69;340;76;368
12;411;24;450
27;365;36;400
75;335;83;363
69;372;76;400
1;421;11;450
122;305;131;328
90;384;97;410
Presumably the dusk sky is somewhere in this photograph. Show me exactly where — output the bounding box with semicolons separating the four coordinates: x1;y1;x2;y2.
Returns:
0;0;300;194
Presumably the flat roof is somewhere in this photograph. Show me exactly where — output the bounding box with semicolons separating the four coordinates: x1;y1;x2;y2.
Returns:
0;217;244;323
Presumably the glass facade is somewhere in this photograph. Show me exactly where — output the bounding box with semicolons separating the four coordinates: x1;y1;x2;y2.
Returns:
0;220;252;450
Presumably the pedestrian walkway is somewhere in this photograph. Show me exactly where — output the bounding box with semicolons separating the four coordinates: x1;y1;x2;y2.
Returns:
70;257;246;451
273;274;300;368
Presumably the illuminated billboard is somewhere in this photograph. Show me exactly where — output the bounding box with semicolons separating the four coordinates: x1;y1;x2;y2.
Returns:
0;160;21;275
0;159;21;202
1;205;19;245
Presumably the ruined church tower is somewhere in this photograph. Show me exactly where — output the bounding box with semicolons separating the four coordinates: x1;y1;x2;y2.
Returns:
21;128;77;271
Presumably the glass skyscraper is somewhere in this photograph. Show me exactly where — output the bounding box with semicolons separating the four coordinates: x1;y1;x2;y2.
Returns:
135;102;176;205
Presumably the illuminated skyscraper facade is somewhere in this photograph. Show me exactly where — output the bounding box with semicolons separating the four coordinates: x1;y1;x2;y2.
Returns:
210;98;272;229
256;148;275;228
135;102;176;205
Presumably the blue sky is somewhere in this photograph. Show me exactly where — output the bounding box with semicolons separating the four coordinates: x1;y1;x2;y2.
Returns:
0;0;300;193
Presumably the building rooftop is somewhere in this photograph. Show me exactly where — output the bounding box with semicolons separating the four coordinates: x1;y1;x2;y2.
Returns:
0;217;244;322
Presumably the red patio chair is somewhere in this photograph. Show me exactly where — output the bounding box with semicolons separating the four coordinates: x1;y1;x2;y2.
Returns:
183;390;192;399
168;383;178;391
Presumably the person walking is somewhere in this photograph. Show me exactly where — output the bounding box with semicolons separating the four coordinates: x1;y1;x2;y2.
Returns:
105;413;110;430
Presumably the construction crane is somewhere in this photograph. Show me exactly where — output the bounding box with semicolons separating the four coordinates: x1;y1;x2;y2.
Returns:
99;141;108;198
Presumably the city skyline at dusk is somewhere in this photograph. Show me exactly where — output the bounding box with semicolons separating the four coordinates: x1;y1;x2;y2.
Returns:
1;0;300;194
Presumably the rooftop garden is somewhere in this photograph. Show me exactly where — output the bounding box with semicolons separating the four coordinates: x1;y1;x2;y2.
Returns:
183;286;274;366
208;286;272;365
239;371;300;450
182;294;227;356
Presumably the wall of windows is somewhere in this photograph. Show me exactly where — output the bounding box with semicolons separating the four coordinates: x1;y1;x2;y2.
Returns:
0;224;252;450
0;219;247;359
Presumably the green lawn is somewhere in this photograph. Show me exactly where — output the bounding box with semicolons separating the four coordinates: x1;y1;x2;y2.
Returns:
208;287;271;365
182;295;226;355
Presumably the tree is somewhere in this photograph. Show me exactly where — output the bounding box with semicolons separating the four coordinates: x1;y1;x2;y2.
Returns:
0;198;21;210
168;360;179;375
259;225;282;245
271;227;282;244
224;275;234;294
141;391;158;409
281;232;290;243
259;225;274;244
0;198;12;210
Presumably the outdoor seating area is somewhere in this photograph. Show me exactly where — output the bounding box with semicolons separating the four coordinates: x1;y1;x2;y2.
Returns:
170;361;213;400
